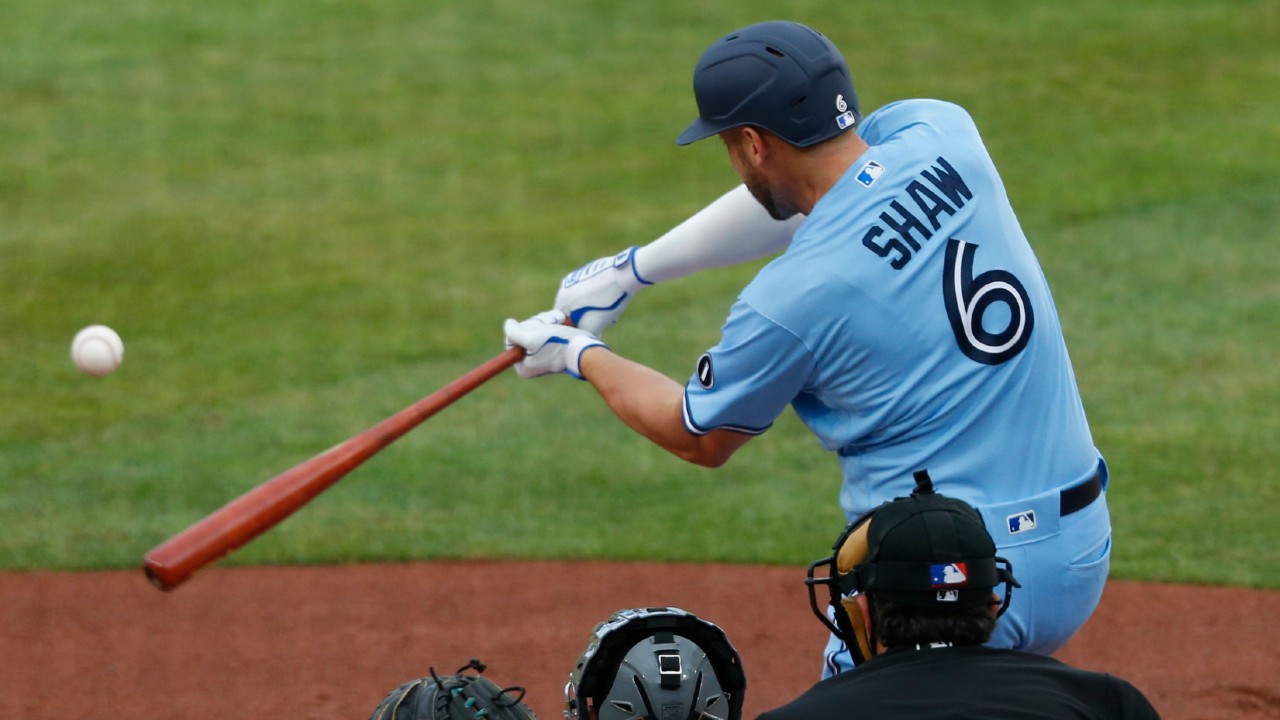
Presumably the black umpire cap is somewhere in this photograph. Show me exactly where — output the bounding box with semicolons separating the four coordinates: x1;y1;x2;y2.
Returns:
848;491;1020;609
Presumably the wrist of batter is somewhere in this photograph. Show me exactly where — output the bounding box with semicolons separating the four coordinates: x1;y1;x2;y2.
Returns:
566;334;610;380
613;245;653;295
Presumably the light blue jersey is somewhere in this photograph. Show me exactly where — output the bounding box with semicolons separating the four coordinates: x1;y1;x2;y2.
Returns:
682;99;1111;666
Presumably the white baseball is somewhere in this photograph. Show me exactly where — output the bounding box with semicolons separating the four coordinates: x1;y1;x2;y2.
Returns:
71;324;125;376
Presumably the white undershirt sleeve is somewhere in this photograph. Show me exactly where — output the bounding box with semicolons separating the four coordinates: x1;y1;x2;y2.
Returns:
632;184;803;284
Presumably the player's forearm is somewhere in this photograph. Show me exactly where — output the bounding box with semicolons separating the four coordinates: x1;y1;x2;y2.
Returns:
577;347;734;467
632;185;802;283
552;186;799;335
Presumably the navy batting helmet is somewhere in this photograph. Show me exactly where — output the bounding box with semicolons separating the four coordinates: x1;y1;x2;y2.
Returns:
676;21;860;148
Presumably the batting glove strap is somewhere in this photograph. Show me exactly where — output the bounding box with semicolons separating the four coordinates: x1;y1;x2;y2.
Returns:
556;247;653;335
565;334;610;380
613;245;653;294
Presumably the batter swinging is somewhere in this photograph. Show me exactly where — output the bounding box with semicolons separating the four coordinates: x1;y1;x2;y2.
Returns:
503;20;1111;676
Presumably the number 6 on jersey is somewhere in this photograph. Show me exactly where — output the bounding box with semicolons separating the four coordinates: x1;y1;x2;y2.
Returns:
943;238;1034;365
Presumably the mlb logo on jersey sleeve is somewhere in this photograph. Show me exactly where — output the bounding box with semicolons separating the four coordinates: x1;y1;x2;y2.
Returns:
930;562;969;588
855;161;885;187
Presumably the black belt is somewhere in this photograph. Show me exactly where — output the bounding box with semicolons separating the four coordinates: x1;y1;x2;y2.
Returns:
1060;471;1103;516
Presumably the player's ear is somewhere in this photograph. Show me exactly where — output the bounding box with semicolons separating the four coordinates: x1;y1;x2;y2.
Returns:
740;126;770;165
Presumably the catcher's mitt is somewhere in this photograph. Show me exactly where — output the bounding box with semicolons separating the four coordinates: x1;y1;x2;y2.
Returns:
369;659;538;720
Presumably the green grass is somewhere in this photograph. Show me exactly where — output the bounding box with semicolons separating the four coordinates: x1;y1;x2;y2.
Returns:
1;0;1276;587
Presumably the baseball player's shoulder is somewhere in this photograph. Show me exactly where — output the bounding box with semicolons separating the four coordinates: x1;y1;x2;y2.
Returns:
739;237;855;329
859;98;978;144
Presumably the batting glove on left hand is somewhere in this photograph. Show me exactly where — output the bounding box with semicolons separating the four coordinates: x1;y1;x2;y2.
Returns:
554;246;652;336
503;309;609;379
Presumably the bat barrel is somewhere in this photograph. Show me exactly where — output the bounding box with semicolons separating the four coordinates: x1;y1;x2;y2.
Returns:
142;345;524;591
143;442;363;590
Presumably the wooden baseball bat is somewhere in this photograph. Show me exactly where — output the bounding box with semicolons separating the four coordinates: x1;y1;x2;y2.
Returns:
143;345;525;591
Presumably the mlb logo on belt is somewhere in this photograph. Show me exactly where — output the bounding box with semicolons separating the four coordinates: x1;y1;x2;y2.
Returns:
1007;510;1037;535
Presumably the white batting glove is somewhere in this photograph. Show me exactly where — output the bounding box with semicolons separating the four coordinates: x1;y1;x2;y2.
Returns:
554;246;652;336
503;309;609;380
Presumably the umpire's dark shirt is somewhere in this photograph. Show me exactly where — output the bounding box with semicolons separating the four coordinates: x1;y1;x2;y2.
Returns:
757;644;1160;719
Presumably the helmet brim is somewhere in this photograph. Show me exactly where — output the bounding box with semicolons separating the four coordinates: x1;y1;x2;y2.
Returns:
676;117;733;146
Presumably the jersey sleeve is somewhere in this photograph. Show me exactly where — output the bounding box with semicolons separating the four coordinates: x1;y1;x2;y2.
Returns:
682;299;815;435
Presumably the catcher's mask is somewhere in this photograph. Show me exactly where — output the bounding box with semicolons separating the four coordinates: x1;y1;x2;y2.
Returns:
564;607;745;720
805;474;1020;666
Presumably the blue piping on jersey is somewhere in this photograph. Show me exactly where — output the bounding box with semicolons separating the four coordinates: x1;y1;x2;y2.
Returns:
682;392;771;436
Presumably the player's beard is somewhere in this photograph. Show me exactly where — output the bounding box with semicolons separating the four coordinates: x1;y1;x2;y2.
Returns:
740;154;798;221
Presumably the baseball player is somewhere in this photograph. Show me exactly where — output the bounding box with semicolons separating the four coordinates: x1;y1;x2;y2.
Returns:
503;20;1111;676
768;488;1160;719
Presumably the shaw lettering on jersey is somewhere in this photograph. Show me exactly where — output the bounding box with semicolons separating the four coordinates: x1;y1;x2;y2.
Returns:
860;156;972;270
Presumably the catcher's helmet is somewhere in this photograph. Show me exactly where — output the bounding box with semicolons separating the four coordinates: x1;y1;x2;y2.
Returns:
565;607;745;720
805;477;1020;665
676;21;860;148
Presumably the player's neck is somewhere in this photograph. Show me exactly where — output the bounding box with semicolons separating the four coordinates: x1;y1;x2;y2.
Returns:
788;132;869;214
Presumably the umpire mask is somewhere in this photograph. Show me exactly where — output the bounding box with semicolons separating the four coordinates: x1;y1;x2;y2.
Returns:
805;477;1020;665
564;607;746;720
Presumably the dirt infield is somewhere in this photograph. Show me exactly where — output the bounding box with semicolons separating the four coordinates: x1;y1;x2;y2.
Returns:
1;561;1276;719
